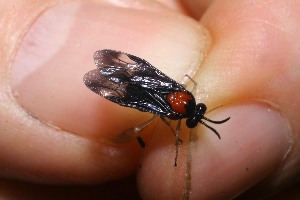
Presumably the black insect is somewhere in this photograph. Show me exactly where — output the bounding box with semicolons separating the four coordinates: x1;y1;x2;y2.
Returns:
83;49;230;166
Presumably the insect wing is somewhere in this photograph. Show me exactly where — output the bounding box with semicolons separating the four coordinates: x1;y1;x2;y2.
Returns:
84;49;186;116
84;69;126;99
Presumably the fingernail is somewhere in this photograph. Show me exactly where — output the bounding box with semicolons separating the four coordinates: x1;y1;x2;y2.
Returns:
11;2;93;137
189;103;292;199
10;2;204;141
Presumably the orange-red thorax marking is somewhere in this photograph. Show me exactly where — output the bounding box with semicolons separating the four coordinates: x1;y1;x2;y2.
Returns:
166;91;193;114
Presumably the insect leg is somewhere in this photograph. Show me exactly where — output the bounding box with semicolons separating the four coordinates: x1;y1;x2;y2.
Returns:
125;115;157;148
174;119;182;166
185;74;197;93
160;116;174;131
160;117;183;144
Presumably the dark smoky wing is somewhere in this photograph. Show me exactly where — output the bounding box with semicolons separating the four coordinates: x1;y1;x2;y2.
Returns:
83;69;173;115
84;49;186;116
83;69;128;99
93;49;185;90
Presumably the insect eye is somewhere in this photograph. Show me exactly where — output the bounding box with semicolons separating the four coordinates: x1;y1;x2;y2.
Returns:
196;103;207;116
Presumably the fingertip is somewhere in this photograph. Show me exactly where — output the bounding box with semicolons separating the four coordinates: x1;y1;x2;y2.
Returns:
138;103;291;199
189;103;291;199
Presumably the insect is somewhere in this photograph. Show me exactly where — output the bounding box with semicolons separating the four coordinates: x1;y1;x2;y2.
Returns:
83;49;230;166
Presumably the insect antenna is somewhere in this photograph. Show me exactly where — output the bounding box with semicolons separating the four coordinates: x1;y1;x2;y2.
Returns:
200;120;221;139
203;116;230;124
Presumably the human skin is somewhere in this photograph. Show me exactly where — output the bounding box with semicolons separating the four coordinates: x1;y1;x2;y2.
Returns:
1;0;300;199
